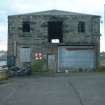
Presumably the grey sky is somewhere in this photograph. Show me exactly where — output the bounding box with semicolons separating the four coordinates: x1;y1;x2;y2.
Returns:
0;0;104;51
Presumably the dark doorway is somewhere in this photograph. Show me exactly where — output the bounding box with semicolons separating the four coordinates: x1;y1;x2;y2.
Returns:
48;21;63;43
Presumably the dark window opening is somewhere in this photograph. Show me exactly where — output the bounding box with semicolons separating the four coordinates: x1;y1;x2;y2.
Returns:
78;21;85;32
22;21;30;32
48;21;63;43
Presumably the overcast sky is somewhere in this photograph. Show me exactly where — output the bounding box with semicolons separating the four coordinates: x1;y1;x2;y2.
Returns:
0;0;105;51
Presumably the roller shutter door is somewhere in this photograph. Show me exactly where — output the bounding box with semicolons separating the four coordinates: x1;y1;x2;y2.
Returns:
58;46;95;71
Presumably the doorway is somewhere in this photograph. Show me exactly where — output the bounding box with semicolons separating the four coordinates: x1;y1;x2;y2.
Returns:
48;54;56;72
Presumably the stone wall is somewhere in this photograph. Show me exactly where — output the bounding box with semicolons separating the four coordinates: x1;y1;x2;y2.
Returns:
8;12;100;69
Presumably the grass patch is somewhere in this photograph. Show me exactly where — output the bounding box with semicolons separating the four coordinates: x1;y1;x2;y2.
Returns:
31;60;44;73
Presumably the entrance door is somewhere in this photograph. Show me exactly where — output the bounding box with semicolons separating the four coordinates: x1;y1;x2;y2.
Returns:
48;54;56;71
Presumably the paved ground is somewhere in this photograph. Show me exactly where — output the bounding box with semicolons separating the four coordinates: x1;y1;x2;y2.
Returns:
0;73;105;105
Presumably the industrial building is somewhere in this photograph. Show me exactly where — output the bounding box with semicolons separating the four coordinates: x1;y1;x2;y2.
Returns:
8;10;100;72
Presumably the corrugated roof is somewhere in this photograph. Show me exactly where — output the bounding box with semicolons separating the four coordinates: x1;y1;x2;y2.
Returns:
9;9;100;17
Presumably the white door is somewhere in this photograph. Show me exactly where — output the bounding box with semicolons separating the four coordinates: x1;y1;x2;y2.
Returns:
20;47;31;62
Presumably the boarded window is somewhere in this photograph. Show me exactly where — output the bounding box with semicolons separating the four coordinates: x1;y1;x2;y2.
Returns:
22;21;30;32
48;21;63;43
78;21;85;32
20;47;31;62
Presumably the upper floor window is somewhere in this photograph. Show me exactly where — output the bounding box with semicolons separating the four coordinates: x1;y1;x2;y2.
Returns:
78;21;85;32
48;21;63;43
22;21;30;32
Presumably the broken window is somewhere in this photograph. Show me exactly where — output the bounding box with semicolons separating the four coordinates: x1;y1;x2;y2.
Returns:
48;21;63;43
78;21;85;32
22;21;30;32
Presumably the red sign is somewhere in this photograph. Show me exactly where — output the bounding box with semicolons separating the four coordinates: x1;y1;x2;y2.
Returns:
35;53;43;60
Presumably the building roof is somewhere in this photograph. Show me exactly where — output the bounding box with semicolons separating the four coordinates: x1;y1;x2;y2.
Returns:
9;9;100;17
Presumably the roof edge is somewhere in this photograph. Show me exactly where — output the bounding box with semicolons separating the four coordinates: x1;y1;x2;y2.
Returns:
8;9;100;17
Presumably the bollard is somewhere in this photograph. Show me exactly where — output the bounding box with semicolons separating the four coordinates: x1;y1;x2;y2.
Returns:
0;69;8;80
65;70;69;74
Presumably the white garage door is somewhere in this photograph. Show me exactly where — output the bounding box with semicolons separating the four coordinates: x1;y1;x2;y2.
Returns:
20;47;31;62
58;46;95;71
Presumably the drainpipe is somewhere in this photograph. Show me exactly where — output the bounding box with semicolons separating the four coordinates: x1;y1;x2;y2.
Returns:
14;41;16;56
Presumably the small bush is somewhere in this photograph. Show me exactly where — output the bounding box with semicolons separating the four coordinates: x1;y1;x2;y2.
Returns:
96;66;105;72
31;60;44;73
78;68;83;72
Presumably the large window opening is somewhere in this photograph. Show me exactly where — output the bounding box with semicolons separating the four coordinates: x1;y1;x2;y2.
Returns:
22;21;30;32
48;21;63;43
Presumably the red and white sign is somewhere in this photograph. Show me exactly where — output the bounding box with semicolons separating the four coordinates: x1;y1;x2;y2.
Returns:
35;53;43;60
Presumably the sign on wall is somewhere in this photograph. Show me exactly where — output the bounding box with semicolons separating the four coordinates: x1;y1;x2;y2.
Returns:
35;53;43;60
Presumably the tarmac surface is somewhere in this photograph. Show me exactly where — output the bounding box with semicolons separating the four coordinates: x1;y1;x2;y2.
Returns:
0;73;105;105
